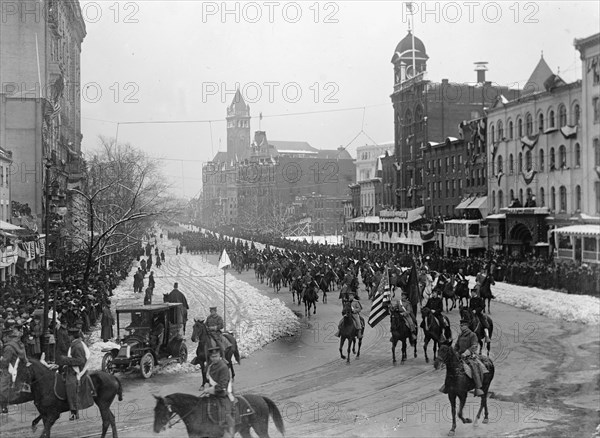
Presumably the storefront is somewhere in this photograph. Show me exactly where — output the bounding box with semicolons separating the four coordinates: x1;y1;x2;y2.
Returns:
346;216;380;249
379;207;434;253
443;219;487;256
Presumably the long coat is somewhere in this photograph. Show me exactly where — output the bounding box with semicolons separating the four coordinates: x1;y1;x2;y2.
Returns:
166;289;189;323
61;338;88;411
101;306;115;341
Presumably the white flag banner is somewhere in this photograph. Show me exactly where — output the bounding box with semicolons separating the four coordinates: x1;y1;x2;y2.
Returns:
218;249;232;270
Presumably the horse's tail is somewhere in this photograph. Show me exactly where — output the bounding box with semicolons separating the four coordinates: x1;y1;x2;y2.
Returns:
234;344;241;365
115;376;123;401
263;396;285;436
443;325;452;342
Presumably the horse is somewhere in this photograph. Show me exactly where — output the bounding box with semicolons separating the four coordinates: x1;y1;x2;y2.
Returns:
420;307;452;363
479;273;495;313
290;277;303;305
191;320;241;386
302;283;319;317
338;300;363;363
460;307;493;356
389;308;418;364
153;392;285;438
454;277;470;308
271;268;282;293
434;341;495;436
14;358;123;438
315;275;329;304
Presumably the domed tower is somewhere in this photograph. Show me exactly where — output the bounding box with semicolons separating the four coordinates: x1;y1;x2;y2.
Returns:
391;31;429;85
226;89;251;161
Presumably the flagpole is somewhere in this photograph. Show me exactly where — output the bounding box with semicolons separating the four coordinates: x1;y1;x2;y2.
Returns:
223;266;227;330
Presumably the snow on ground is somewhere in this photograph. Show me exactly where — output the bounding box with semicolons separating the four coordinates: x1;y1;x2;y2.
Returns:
86;233;300;374
466;276;600;325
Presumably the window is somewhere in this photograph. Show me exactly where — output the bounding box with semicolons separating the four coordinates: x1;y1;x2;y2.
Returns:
538;113;544;132
558;104;567;127
595;138;600;166
458;179;462;196
551;187;556;211
594;97;600;123
550;147;556;170
597;182;600;214
573;104;580;125
584;238;597;252
404;109;413;135
518;118;523;137
559;186;567;212
510;189;515;203
452;180;456;197
526;150;532;170
498;190;504;209
0;166;3;187
492;190;496;209
508;120;514;139
575;143;581;167
540;187;545;207
526;113;533;135
490;125;495;143
519;188;523;204
548;110;555;128
559;145;567;168
576;185;581;211
498;121;503;140
509;154;514;174
438;159;441;174
445;157;450;172
539;149;545;172
518;152;523;172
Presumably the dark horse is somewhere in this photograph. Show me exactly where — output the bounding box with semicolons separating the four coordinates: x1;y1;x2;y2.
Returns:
454;277;470;308
434;341;495;436
302;282;318;317
420;307;452;363
338;300;363;363
390;308;417;364
290;277;303;306
460;307;493;356
153;392;285;438
14;358;123;438
191;320;241;386
479;273;495;313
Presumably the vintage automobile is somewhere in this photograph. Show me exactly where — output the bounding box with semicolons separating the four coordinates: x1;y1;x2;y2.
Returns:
101;303;188;378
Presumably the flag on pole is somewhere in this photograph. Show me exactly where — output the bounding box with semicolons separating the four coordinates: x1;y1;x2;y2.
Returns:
407;259;420;308
368;267;391;328
218;249;231;270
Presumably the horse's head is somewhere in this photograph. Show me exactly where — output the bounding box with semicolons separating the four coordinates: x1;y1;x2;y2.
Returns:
342;300;353;317
191;319;207;343
433;340;453;370
153;395;172;433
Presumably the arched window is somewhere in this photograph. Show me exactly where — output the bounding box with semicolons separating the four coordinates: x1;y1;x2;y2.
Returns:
549;109;555;128
539;149;545;172
404;109;412;136
490;125;495;143
526;150;532;170
550;147;556;170
518;118;523;137
508;120;514;139
497;155;503;173
498;190;504;209
559;186;567;212
526;187;533;203
559;145;567;168
595;138;600;167
526;113;533;135
498;121;504;140
576;185;582;211
518;152;523;172
510;189;515;203
551;187;556;211
573;103;580;125
492;190;496;210
519;188;523;204
538;112;544;132
558;104;567;127
540;187;545;207
575;143;581;167
509;154;514;174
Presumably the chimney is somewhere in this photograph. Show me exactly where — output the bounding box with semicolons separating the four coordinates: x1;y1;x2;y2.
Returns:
474;62;488;83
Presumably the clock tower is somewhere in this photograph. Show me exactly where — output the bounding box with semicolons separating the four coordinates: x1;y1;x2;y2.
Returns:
226;89;251;161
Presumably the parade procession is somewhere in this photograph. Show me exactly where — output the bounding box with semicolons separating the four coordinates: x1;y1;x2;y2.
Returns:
1;1;599;437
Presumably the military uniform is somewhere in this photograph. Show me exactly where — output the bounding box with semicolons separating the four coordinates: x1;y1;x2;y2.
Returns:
422;295;447;333
204;348;235;438
61;332;90;420
469;295;491;342
390;294;417;344
454;323;488;396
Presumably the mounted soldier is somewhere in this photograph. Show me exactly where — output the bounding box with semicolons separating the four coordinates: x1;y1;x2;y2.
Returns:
205;307;232;356
468;286;491;343
58;323;91;420
0;319;31;413
421;288;450;337
335;294;363;339
390;290;417;345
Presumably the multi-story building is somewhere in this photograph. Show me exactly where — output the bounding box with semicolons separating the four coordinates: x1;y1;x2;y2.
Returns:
0;146;12;222
355;142;393;182
387;31;520;212
0;0;86;231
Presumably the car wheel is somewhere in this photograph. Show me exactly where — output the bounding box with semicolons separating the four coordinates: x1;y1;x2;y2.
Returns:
140;352;154;378
102;352;115;374
179;342;188;363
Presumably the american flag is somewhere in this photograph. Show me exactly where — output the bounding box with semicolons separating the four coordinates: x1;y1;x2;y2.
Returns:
368;267;391;328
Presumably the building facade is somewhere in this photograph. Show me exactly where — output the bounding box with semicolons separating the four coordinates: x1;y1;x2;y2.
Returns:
355;142;393;182
0;146;12;222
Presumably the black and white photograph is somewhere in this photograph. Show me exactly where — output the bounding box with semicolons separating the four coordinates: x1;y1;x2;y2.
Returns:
0;1;599;437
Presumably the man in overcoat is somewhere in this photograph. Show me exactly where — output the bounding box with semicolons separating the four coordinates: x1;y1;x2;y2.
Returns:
199;346;235;438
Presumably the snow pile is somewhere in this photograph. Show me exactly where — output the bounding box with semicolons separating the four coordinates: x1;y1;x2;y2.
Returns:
85;235;300;374
466;276;600;325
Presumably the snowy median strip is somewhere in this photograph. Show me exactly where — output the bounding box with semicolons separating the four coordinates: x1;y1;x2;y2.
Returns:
467;276;600;325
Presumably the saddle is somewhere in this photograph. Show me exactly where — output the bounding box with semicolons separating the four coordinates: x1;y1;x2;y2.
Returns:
53;371;95;410
207;395;255;425
460;355;489;380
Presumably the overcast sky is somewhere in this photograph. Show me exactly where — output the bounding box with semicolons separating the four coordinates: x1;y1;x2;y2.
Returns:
79;1;600;199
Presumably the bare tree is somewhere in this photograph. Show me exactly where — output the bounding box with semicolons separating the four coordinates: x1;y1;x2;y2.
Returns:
71;136;179;283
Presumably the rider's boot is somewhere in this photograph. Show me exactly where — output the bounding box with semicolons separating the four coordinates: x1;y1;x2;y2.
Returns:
439;384;447;394
484;328;491;344
472;369;484;397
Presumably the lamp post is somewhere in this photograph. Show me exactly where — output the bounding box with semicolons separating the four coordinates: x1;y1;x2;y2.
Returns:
42;161;52;337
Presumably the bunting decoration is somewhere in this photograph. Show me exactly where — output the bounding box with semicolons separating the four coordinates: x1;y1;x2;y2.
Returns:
521;134;539;150
522;169;537;185
420;229;434;241
560;125;578;139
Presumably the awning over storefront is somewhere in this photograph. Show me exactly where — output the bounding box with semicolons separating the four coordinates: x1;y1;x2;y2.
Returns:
552;224;600;237
0;220;24;231
456;196;488;217
346;216;380;224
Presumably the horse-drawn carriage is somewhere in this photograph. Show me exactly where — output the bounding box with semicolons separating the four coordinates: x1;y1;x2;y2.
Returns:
101;303;188;378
